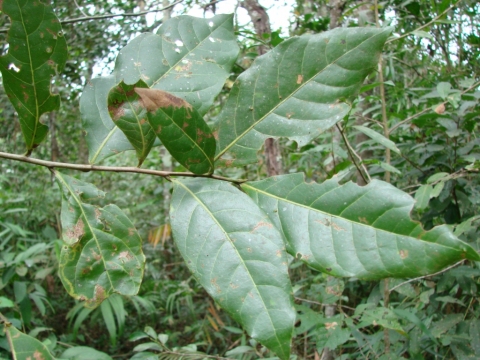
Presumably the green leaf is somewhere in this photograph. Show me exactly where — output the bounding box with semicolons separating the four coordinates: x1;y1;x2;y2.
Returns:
215;26;393;167
81;77;134;164
354;125;401;154
114;14;239;115
107;81;156;166
4;324;55;360
0;0;67;153
242;173;480;280
60;346;113;360
81;14;238;163
170;178;295;359
134;86;216;174
55;171;145;308
414;184;433;210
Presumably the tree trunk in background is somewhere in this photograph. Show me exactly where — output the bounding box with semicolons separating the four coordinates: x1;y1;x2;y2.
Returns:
240;0;283;176
354;1;375;186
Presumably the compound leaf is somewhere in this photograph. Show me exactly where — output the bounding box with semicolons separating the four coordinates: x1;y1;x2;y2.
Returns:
215;27;392;167
242;173;480;280
81;77;134;164
170;178;295;359
0;0;67;153
55;171;145;308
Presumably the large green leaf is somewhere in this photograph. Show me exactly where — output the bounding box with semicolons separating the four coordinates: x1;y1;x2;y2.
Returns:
135;87;216;174
114;14;239;115
170;178;295;359
107;81;156;166
80;77;134;164
215;27;393;167
242;173;480;280
4;324;55;360
0;0;67;154
55;171;145;308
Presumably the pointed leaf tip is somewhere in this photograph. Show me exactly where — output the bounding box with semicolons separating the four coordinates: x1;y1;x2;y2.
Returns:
243;173;479;280
170;178;295;359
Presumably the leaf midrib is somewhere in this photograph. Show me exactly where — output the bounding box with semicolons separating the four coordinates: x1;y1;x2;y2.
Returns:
215;29;390;161
242;183;462;252
55;172;114;296
173;179;285;353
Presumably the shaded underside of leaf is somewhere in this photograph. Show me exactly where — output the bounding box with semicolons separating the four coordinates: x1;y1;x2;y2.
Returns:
242;173;479;280
107;81;156;166
0;0;68;153
170;178;295;359
5;325;55;360
115;14;239;116
55;171;145;308
215;26;393;167
81;77;134;164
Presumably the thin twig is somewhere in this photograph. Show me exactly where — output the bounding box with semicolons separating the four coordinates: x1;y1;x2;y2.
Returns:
389;260;465;293
385;0;459;44
0;151;246;184
389;80;480;134
0;0;184;33
336;123;371;184
295;297;356;311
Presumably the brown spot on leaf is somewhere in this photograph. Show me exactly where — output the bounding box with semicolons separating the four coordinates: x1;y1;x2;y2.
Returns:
434;103;445;114
276;249;282;257
325;322;337;330
358;217;368;224
399;250;408;259
331;222;345;231
286;112;294;119
66;218;85;243
135;87;192;113
91;248;102;261
33;350;44;360
118;251;133;262
93;284;106;303
251;221;273;232
297;74;303;84
128;228;135;236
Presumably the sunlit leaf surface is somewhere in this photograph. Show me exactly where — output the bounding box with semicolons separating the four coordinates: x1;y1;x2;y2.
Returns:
4;325;55;360
216;27;392;166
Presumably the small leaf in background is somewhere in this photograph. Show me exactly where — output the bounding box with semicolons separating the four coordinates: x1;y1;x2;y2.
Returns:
107;81;156;166
4;324;55;360
380;162;402;174
0;0;67;153
60;346;113;360
427;172;450;183
437;82;452;99
81;77;134;164
215;27;393;167
412;30;433;39
414;184;433;210
136;87;216;174
170;178;295;359
354;125;401;154
242;173;480;280
55;171;145;308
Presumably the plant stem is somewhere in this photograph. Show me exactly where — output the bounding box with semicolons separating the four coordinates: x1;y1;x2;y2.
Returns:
0;151;246;184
